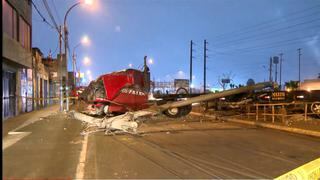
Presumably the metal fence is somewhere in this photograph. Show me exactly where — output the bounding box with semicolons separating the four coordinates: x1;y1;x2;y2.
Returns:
246;102;320;123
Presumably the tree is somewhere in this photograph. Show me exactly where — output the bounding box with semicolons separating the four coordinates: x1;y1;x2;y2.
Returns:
285;80;299;91
229;83;236;89
246;79;255;86
218;72;235;90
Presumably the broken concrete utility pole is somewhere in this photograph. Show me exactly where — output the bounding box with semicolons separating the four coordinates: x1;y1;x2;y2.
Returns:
158;82;274;111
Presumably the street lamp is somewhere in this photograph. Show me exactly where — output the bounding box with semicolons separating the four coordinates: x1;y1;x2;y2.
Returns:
148;58;154;65
72;35;90;89
83;56;91;66
63;0;93;111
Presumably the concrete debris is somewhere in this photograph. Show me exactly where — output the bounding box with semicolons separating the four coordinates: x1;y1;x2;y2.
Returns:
71;110;155;135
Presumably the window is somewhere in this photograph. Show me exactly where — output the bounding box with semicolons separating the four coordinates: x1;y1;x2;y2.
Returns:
19;16;31;50
2;0;17;39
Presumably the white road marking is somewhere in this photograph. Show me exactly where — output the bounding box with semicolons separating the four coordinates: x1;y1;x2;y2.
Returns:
3;132;32;150
75;134;89;179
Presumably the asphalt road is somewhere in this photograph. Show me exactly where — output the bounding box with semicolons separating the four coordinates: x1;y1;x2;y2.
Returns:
3;114;320;179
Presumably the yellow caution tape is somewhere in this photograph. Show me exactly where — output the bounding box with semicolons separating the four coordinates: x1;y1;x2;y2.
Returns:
275;158;320;180
15;96;78;101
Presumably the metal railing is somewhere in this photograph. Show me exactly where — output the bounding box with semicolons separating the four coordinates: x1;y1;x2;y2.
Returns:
246;102;320;123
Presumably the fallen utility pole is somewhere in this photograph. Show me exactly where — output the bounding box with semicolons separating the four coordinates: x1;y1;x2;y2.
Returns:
158;81;273;111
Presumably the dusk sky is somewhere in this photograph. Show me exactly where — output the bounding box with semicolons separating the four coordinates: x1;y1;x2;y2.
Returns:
32;0;320;89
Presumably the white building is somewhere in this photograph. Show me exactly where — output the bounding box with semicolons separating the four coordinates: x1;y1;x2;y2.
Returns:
299;79;320;91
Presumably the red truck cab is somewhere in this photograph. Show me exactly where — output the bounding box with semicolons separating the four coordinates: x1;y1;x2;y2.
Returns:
80;68;150;115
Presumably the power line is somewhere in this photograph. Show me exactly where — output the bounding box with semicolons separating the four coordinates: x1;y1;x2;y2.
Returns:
213;11;320;44
50;0;62;24
42;0;59;32
51;40;60;57
213;19;320;47
215;34;317;55
210;4;320;41
31;0;55;29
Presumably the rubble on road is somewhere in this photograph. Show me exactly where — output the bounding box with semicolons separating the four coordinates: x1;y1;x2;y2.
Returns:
71;110;156;135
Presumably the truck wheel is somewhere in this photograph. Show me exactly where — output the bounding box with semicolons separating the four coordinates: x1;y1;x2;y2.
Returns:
180;105;192;116
176;87;188;94
311;102;320;118
164;105;192;118
164;107;182;118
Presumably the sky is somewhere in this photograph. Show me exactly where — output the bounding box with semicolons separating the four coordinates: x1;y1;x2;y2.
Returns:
32;0;320;89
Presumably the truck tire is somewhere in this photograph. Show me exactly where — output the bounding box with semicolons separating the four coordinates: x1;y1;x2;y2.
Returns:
180;105;192;116
164;107;182;118
164;105;192;118
176;87;188;94
311;102;320;118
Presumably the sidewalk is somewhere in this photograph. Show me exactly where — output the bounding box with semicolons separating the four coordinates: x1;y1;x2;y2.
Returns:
2;104;60;137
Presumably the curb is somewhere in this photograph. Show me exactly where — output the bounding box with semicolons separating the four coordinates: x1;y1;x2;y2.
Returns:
190;112;320;138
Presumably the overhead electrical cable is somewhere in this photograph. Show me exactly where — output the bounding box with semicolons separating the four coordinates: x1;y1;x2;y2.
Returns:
210;4;320;41
42;0;59;32
50;0;62;24
218;35;316;54
213;19;320;47
31;0;55;30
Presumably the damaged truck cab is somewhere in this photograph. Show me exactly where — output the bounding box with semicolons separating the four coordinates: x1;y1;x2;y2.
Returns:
80;56;151;116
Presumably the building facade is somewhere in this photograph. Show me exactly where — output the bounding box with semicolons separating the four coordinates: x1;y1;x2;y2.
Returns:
32;48;50;109
300;79;320;91
2;0;32;119
42;53;67;104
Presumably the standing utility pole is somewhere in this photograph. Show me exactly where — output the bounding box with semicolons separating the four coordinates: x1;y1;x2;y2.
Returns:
279;53;283;90
72;53;76;89
59;25;63;111
274;59;278;84
203;40;208;93
63;2;81;112
64;24;69;111
298;48;302;83
189;40;193;94
269;57;273;82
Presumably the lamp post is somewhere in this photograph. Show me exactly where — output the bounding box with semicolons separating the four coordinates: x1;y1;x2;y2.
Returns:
72;35;90;90
63;0;92;111
72;44;80;89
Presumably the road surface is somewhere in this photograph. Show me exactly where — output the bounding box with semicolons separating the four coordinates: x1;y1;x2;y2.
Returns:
3;113;320;179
